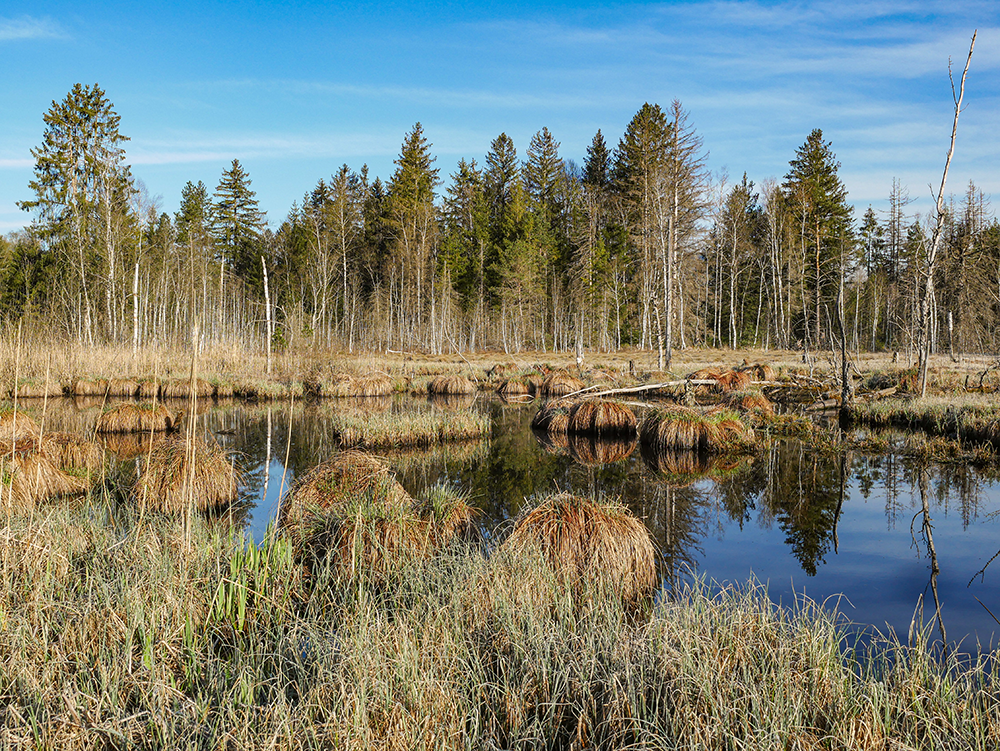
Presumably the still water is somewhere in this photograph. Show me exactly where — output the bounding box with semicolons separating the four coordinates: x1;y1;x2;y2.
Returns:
44;394;1000;651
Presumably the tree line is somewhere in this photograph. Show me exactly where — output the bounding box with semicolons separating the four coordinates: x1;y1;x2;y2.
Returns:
5;82;999;360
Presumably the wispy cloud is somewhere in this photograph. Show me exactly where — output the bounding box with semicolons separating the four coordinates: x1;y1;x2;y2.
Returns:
0;16;67;42
0;158;32;169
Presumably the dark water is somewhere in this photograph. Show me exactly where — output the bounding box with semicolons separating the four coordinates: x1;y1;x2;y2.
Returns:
40;395;1000;652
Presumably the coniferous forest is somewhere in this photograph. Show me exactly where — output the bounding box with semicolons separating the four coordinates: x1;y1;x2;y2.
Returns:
6;82;998;361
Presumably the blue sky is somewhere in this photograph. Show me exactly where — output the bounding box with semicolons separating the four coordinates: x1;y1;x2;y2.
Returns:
1;1;996;233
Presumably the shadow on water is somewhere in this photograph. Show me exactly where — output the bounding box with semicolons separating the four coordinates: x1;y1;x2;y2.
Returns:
24;394;1000;653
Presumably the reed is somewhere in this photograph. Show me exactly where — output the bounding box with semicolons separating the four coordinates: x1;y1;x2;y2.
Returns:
567;399;637;438
95;402;176;433
133;436;238;514
497;491;657;610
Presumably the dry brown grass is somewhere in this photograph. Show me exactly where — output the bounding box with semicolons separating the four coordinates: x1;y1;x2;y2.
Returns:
713;369;753;393
133;436;238;514
40;432;106;473
495;377;535;398
539;371;586;397
531;399;574;433
70;378;109;397
567;399;637;438
498;492;657;609
106;378;139;397
137;379;160;399
12;380;64;399
744;362;777;382
722;388;775;417
160;378;215;399
328;373;394;398
95;403;177;434
0;409;41;444
0;441;89;512
427;374;477;395
639;405;756;453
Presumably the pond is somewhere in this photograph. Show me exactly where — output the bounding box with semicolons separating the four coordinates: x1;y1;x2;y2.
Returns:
38;393;1000;653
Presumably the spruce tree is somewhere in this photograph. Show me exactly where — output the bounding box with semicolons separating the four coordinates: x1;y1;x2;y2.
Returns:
211;159;266;289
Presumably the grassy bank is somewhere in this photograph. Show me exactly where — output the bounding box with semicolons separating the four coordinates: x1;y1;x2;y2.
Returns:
2;501;999;749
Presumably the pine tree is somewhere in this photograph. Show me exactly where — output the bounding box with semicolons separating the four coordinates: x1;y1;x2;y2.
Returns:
19;82;133;343
211;159;266;289
782;129;854;348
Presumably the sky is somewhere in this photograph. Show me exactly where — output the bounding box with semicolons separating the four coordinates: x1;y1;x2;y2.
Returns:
1;0;996;234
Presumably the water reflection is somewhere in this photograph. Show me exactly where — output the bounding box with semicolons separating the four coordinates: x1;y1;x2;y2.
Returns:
20;395;1000;650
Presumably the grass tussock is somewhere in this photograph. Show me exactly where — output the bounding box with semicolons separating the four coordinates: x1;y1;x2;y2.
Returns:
723;387;775;417
95;402;177;434
640;404;756;453
107;378;139;397
0;408;41;443
498;492;657;610
12;379;64;399
329;409;489;449
3;503;1000;748
70;378;109;397
744;361;778;382
133;436;238;514
40;432;106;473
326;372;394;398
160;378;215;399
496;376;535;398
0;442;89;512
531;398;574;433
539;370;585;397
567;399;637;438
427;374;477;396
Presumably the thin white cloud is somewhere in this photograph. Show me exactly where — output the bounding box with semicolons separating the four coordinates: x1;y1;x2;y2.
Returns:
0;16;66;41
0;158;32;169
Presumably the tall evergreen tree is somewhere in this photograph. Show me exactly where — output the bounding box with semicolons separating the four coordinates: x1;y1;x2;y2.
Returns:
211;159;266;289
782;129;854;348
19;82;133;343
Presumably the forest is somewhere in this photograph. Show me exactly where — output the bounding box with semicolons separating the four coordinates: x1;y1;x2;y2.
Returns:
5;82;999;363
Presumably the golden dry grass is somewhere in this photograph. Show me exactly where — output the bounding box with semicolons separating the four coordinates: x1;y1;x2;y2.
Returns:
95;403;177;434
12;380;64;399
427;374;477;396
496;377;535;398
328;372;394;398
160;378;215;399
106;378;139;397
639;405;756;453
0;409;41;444
531;399;574;433
133;436;238;514
539;371;586;397
39;432;106;473
70;378;109;397
567;399;637;438
0;441;89;512
498;492;657;609
723;388;775;417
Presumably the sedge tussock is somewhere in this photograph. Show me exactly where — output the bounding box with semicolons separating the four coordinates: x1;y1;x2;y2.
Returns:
39;432;106;473
329;410;489;449
327;372;394;398
0;442;89;512
722;388;775;417
531;399;574;433
95;403;176;434
567;399;637;438
12;380;64;399
496;376;535;398
0;409;41;444
497;491;657;610
160;378;215;399
640;405;756;453
70;378;109;397
539;370;585;397
427;374;477;396
133;436;238;514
